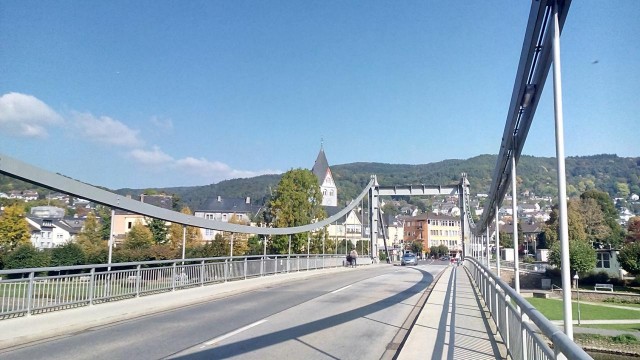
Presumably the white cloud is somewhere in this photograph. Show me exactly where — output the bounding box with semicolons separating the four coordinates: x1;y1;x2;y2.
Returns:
72;111;143;147
149;115;173;132
129;146;174;165
174;156;281;182
0;92;63;137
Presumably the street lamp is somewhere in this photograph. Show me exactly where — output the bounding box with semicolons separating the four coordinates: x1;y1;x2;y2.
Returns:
573;273;581;325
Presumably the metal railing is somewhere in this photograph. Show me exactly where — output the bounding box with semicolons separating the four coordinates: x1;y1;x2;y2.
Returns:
495;260;552;273
465;257;592;360
0;254;357;319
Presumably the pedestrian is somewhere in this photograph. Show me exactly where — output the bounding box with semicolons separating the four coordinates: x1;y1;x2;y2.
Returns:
350;249;358;267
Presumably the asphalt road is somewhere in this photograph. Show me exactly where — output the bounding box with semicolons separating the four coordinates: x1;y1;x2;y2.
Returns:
1;262;446;360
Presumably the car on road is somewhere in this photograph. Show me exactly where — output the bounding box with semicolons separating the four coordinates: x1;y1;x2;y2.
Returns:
401;252;418;266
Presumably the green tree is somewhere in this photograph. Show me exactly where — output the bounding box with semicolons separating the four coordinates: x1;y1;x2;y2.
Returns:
0;203;31;254
123;220;154;250
409;240;423;255
3;244;50;270
265;169;326;254
619;241;640;275
246;235;264;255
93;206;112;241
355;239;370;256
548;240;596;274
617;182;631;198
146;218;169;245
76;212;104;256
50;242;86;267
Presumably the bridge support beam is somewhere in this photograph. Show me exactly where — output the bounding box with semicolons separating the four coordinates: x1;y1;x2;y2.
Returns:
511;153;521;294
552;0;574;341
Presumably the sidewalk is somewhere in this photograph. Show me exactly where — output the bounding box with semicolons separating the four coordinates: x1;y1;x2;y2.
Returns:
0;266;357;349
398;265;509;360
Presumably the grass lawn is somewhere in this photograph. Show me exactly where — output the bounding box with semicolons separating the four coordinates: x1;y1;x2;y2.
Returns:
526;298;640;321
580;323;640;332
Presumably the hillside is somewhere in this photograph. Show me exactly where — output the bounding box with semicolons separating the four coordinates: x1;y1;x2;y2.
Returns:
1;154;639;210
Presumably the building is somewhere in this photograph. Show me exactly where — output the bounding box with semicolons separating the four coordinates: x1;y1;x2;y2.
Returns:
111;194;174;244
594;249;626;279
26;206;80;249
311;145;337;207
194;196;263;241
403;213;462;256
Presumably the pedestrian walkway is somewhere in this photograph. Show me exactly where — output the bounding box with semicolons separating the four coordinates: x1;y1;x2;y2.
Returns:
398;265;509;360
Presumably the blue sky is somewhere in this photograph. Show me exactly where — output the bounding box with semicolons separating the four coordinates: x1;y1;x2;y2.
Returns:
1;1;638;190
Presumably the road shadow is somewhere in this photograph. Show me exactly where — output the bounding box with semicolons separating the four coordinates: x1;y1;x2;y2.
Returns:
169;267;435;359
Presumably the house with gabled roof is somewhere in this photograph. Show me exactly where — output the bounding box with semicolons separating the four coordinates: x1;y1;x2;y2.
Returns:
111;194;174;244
26;206;79;249
194;196;263;241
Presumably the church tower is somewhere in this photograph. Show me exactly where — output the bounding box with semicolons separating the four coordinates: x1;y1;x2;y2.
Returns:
311;144;338;207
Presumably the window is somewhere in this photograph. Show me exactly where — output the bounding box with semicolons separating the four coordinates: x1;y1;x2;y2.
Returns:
596;253;610;268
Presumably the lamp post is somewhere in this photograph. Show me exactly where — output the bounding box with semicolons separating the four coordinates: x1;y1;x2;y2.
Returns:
573;273;581;325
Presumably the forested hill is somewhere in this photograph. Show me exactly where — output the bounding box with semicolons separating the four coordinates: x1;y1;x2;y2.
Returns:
1;154;639;210
127;154;640;210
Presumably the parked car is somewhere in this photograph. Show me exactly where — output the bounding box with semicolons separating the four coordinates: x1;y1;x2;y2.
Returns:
401;252;417;266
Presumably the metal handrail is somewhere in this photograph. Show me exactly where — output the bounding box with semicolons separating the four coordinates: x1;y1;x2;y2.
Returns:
465;257;591;360
0;253;360;318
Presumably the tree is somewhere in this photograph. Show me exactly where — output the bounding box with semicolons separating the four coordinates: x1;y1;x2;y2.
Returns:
617;182;631;198
94;205;112;241
580;190;624;246
223;214;249;256
409;240;423;255
541;199;587;248
246;235;264;255
167;207;203;250
146;218;169;245
50;242;86;267
579;197;611;245
548;240;596;275
76;212;104;256
3;244;50;270
0;203;31;254
626;217;640;243
619;242;640;275
123;220;154;250
265;169;326;254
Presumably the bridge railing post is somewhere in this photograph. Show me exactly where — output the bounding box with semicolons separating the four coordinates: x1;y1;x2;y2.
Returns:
88;268;95;306
26;271;34;316
244;257;248;280
521;312;529;360
135;264;141;297
200;260;205;286
171;262;176;291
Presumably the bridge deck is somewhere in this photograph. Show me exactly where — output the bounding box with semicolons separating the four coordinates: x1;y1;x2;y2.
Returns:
1;264;508;358
398;265;509;359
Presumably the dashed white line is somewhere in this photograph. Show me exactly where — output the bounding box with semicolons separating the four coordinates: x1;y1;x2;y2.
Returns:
200;319;268;348
331;285;352;294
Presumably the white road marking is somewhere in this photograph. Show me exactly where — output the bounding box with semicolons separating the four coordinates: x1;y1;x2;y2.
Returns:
331;285;352;294
201;319;268;347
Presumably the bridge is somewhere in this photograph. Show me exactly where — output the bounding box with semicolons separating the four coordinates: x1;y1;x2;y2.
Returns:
0;1;595;359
